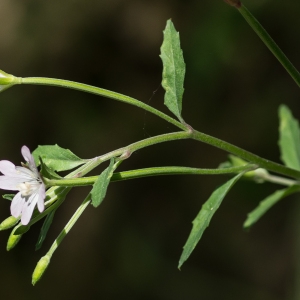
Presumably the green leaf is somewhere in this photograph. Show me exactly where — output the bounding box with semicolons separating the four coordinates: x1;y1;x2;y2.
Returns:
91;158;118;208
2;194;14;201
278;105;300;170
244;185;300;229
178;173;243;269
35;211;55;251
32;145;86;172
39;157;62;180
160;19;185;122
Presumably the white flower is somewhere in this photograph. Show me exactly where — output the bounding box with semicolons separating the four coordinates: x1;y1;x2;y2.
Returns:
0;146;45;225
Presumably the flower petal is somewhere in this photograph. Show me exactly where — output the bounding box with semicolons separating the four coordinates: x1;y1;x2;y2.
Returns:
15;166;38;181
21;193;39;225
0;175;26;190
37;184;45;213
0;160;17;176
11;192;25;218
21;146;38;174
2;146;46;225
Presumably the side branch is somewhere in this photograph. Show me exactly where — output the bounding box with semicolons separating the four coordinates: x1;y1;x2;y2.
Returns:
191;130;300;179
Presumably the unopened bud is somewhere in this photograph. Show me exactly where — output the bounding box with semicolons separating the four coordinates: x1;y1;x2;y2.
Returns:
32;255;51;286
7;229;22;251
224;0;242;8
227;155;263;179
0;216;19;231
0;70;20;93
252;168;269;183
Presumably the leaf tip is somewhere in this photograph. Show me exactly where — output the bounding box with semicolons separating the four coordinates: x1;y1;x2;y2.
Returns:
242;220;252;231
177;260;183;270
243;210;259;230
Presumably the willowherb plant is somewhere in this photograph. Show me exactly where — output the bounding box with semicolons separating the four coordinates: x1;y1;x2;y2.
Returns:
0;1;300;285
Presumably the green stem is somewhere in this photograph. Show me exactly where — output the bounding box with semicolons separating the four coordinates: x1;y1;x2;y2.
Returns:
20;77;186;130
237;4;300;87
19;77;300;179
43;129;300;187
259;173;300;187
18;132;193;232
44;164;257;187
47;194;91;257
191;130;300;179
77;131;193;172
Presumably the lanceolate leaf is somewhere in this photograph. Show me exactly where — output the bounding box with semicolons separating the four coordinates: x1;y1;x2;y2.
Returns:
278;105;300;170
35;211;55;251
160;19;185;122
91;158;118;208
178;173;243;269
243;105;300;230
244;185;300;229
32;145;87;172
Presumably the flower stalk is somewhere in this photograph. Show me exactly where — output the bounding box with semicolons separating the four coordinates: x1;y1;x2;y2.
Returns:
232;4;300;88
44;165;258;187
47;194;91;257
31;194;92;285
74;129;300;181
9;76;299;180
20;77;186;130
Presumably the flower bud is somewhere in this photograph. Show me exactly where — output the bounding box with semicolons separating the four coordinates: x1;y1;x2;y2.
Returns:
7;230;22;251
0;70;20;93
252;168;269;184
32;255;51;286
226;155;269;182
0;216;19;231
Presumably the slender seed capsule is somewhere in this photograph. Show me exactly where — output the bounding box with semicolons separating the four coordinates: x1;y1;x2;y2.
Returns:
32;255;51;286
0;216;19;231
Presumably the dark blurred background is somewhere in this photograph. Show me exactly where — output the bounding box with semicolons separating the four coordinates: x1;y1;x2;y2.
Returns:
1;0;300;299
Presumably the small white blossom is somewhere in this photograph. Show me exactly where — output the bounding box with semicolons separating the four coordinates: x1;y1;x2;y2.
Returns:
0;146;45;225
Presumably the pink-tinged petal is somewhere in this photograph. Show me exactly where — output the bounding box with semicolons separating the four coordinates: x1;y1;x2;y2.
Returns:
37;184;45;212
0;160;17;176
21;146;38;174
10;192;25;218
20;194;39;225
21;146;32;163
0;176;26;190
15;166;37;181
